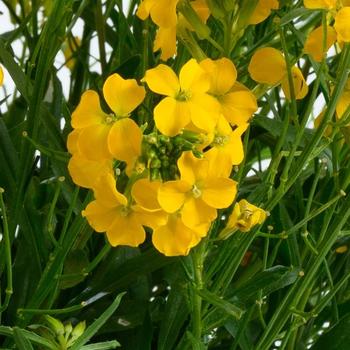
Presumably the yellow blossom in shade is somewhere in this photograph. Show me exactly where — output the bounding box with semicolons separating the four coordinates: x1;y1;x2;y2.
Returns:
281;66;309;100
303;0;336;8
154;26;177;61
200;58;257;126
248;47;286;85
304;25;337;62
158;151;237;230
82;174;151;247
143;59;220;136
137;0;179;28
0;66;3;85
336;79;350;120
62;36;81;70
249;0;279;25
227;199;267;232
334;7;350;43
71;74;145;162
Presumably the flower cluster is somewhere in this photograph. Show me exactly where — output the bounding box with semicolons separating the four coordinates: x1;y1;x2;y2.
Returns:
67;57;267;256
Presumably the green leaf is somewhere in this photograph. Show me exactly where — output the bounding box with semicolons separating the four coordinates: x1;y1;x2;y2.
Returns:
311;313;350;350
13;327;35;350
81;341;121;349
70;292;125;350
280;8;314;25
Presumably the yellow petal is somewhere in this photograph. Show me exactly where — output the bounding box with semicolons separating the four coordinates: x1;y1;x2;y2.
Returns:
68;155;113;189
133;205;168;230
71;90;108;129
108;118;142;162
154;97;191;136
281;66;308;100
154;26;177;61
220;90;258;126
0;66;3;85
149;0;179;28
132;179;162;211
136;0;156;20
304;25;337;62
152;214;200;256
205;148;232;178
93;173;128;208
181;197;217;228
178;151;208;185
200;57;237;95
248;47;286;85
107;213;146;247
179;58;210;93
143;64;179;96
189;94;220;133
103;73;145;117
303;0;336;9
82;200;118;232
201;177;237;209
249;0;279;25
334;7;350;43
67;129;81;154
158;180;191;213
336;89;350;119
78;124;112;161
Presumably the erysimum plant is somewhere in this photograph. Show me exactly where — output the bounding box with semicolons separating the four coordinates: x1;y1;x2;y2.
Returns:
1;0;350;349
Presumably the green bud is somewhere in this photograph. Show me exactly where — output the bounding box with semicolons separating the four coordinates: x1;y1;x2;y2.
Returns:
72;320;86;339
205;0;226;19
44;315;65;336
150;158;162;169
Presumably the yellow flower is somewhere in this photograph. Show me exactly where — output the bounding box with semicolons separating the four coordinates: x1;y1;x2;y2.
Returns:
336;79;350;120
0;65;3;85
227;199;267;232
137;0;179;28
205;116;248;177
304;25;337;62
303;0;336;9
158;151;237;230
67;129;113;189
154;26;177;61
200;57;257;126
334;7;350;42
248;47;308;100
143;59;220;136
249;0;279;25
71;74;145;163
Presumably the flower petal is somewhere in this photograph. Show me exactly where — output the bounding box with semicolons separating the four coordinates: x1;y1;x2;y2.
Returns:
78;124;112;161
67;129;81;154
107;214;146;247
68;155;113;189
178;151;208;184
0;66;3;85
143;64;179;96
334;7;350;43
204;148;232;178
303;0;336;9
248;47;286;85
133;205;168;230
220;90;257;126
200;57;237;95
82;200;118;232
154;97;191;136
93;173;128;208
179;58;210;93
281;66;308;100
304;25;337;62
154;26;177;61
152;214;201;256
249;0;279;25
103;73;145;117
132;179;162;211
150;0;179;28
136;0;156;20
202;178;237;208
71;90;108;129
181;197;217;228
108;118;142;162
158;180;191;213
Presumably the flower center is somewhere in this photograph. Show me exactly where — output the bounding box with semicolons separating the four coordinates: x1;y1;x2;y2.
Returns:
176;89;191;101
213;134;229;147
105;113;117;124
119;205;130;217
192;184;202;198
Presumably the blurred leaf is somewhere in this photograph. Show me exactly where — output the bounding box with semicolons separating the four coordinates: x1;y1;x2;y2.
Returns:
13;327;34;350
